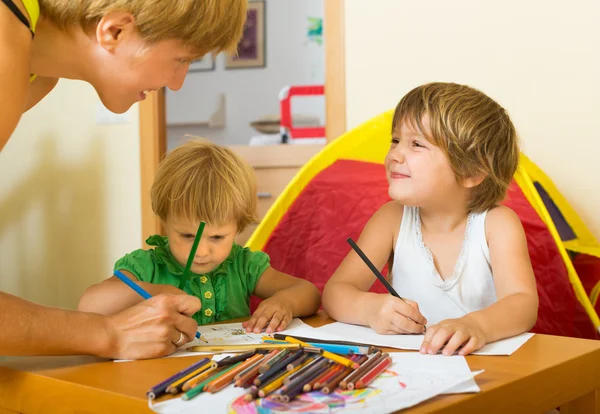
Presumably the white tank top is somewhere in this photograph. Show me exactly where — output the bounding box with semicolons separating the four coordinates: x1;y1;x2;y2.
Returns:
391;206;497;325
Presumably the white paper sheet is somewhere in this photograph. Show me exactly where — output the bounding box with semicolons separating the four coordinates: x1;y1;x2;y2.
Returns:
149;353;483;414
279;320;534;356
115;320;301;362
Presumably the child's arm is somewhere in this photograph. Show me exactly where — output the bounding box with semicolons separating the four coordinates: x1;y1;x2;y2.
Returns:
322;202;427;334
421;206;539;356
242;267;321;334
78;270;191;315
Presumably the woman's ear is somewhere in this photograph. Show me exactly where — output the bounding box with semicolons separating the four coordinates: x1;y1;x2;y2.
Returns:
95;12;136;52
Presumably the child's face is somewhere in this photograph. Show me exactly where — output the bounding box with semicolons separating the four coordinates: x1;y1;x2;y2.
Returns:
385;115;466;209
164;217;238;275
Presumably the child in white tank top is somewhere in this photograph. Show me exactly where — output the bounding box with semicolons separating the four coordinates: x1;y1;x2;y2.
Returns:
322;82;539;356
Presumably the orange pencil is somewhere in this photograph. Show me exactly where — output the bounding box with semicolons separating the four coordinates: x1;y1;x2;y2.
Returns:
181;365;220;392
207;354;263;393
313;364;343;390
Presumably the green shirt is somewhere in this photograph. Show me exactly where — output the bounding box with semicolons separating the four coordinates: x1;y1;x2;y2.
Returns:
114;235;270;325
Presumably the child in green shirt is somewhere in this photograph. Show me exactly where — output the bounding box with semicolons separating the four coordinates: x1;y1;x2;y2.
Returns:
79;139;321;347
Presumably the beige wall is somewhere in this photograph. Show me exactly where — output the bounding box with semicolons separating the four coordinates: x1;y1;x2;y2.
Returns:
344;0;600;238
0;80;142;309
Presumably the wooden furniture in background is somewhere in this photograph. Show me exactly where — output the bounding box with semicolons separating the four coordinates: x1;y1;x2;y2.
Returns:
230;144;325;245
324;0;346;142
1;312;599;413
139;89;166;246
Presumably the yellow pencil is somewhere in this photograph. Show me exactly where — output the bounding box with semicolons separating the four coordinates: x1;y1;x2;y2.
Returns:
166;360;217;394
181;365;220;392
257;359;311;398
186;343;300;353
283;336;360;369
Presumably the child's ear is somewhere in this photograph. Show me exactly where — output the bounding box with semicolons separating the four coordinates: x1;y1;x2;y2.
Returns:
462;174;486;189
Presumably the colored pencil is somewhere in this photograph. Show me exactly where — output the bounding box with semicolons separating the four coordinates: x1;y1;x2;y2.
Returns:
303;361;335;392
182;362;241;400
166;359;216;394
181;365;219;392
234;354;266;381
179;221;206;289
207;355;262;393
114;269;203;342
321;365;353;394
254;349;303;386
258;349;289;373
281;357;328;392
257;360;308;397
313;364;344;390
283;336;360;369
280;362;330;402
186;343;299;353
146;357;210;399
284;355;322;385
347;352;388;390
286;353;311;371
339;351;382;389
218;350;256;367
354;356;393;389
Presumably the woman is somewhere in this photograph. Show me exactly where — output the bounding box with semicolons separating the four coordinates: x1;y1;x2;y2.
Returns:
0;0;246;359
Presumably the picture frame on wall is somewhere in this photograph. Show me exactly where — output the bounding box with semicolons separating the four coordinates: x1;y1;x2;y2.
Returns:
226;1;266;69
188;56;215;72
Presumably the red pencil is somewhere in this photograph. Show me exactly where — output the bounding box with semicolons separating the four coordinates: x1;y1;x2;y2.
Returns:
354;356;392;389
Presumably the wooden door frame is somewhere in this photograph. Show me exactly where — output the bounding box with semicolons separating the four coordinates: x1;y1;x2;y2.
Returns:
137;0;346;244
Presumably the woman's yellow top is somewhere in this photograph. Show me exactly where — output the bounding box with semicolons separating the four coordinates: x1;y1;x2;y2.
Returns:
1;0;40;81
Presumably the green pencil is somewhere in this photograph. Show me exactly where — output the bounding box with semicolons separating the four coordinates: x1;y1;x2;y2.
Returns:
182;361;241;400
179;221;206;289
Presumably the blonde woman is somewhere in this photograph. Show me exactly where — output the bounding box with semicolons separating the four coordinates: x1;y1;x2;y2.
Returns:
0;0;246;359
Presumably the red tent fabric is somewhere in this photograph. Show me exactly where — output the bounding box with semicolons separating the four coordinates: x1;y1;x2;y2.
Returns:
252;159;599;339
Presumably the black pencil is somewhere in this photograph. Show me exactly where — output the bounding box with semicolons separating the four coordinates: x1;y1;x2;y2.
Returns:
347;237;426;331
347;238;403;299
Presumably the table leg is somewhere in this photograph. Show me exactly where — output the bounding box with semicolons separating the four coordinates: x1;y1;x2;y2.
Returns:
561;389;599;414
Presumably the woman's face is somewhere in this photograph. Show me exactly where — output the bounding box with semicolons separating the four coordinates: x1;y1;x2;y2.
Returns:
91;13;197;113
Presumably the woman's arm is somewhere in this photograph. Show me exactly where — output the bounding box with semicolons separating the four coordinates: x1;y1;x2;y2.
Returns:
0;290;201;359
0;0;32;150
79;270;191;315
322;201;426;333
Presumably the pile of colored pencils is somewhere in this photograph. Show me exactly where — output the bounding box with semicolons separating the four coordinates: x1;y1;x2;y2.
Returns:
147;336;392;403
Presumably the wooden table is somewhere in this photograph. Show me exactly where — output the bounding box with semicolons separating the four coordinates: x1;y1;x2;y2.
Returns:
1;312;599;414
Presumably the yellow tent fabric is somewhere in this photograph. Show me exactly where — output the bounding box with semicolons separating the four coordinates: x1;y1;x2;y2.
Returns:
247;110;600;333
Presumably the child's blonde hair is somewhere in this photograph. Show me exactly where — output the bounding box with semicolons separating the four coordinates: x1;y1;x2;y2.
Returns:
151;138;258;232
39;0;247;55
392;82;520;212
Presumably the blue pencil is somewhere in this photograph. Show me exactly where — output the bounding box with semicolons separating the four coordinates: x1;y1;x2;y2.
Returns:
113;269;203;341
262;339;369;355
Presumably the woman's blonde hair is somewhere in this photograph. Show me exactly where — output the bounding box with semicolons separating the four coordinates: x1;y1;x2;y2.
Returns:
392;82;520;212
39;0;247;55
151;138;258;232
